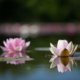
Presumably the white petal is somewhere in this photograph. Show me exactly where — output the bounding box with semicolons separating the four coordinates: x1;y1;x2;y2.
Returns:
49;56;57;62
26;41;30;47
49;48;55;55
50;62;56;69
50;43;56;49
50;43;57;55
57;64;64;73
70;58;74;65
73;45;78;53
70;45;78;55
57;40;68;50
66;64;71;71
67;42;74;54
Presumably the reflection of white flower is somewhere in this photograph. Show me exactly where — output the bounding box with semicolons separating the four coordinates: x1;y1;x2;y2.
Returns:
50;56;74;73
49;40;78;73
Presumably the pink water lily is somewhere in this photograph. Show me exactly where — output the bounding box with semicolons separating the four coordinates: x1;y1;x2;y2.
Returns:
1;38;31;64
49;40;78;73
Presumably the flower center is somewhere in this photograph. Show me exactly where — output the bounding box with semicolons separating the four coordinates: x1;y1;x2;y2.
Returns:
60;48;70;57
60;49;70;66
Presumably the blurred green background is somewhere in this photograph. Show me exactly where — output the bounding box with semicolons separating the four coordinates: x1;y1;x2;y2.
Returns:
0;0;80;22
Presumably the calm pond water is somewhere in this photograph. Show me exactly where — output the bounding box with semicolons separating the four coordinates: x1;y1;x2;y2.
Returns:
0;50;80;80
0;35;80;80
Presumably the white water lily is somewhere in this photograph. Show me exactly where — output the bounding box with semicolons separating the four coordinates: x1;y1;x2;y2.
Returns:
49;40;78;73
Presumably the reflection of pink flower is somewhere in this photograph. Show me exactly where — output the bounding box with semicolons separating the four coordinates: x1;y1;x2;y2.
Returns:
1;38;30;64
49;40;78;73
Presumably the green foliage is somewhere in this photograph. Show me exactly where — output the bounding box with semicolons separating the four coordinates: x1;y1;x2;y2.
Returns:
0;0;80;22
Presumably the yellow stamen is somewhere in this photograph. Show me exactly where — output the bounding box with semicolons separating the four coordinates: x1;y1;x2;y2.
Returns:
60;48;69;57
60;48;70;66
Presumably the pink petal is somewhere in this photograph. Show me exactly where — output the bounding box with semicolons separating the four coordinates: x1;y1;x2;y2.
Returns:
3;41;8;48
19;52;23;57
0;46;7;51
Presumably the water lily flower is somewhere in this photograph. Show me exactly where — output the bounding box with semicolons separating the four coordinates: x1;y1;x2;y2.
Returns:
1;38;31;64
49;40;78;73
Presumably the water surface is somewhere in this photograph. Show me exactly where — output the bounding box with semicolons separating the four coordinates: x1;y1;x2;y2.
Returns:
0;50;80;80
0;35;80;80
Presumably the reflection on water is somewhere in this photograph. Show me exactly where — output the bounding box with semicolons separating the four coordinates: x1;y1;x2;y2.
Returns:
61;57;70;66
50;56;75;73
0;51;80;80
0;55;33;62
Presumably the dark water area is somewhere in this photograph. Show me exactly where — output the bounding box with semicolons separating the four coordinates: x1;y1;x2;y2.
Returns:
0;34;80;80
